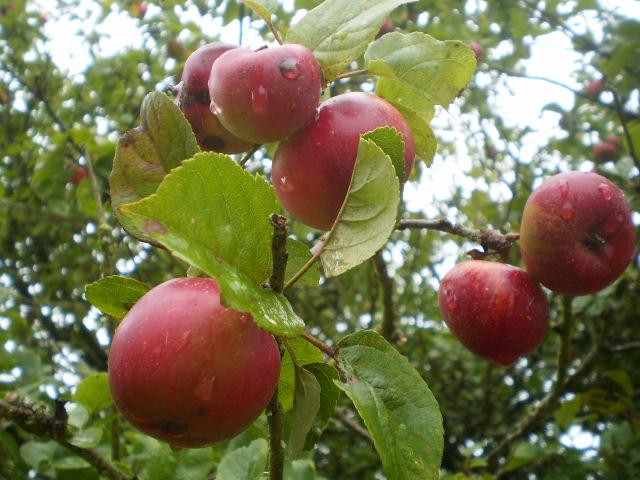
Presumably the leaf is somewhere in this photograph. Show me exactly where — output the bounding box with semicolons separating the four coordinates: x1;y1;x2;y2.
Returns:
69;427;102;449
31;152;66;199
303;363;340;449
120;153;304;336
319;138;400;277
279;337;324;411
74;372;113;414
240;0;278;23
217;438;268;480
285;0;416;81
0;286;17;304
289;365;321;458
393;103;437;165
335;330;443;480
75;179;98;218
19;441;57;469
286;237;321;287
503;442;546;472
85;275;150;319
554;397;581;431
110;91;199;243
366;32;476;109
362;126;406;182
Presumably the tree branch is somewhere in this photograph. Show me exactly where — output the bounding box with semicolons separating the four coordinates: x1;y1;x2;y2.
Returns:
334;407;373;443
301;332;336;358
269;214;289;293
611;90;640;171
397;218;519;256
239;144;261;167
0;396;131;480
372;251;398;342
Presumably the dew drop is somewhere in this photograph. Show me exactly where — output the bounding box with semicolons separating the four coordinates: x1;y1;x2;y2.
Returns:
209;101;221;116
559;180;569;199
279;57;300;79
251;84;268;114
598;182;613;201
175;330;191;353
560;201;574;220
445;289;459;311
278;176;294;192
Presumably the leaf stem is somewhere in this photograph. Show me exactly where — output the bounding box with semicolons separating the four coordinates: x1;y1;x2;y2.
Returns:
334;68;370;81
301;332;336;358
239;144;261;167
283;239;326;291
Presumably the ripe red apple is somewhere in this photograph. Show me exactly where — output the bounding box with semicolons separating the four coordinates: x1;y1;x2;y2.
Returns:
272;92;416;230
376;17;394;38
108;277;281;448
208;44;323;144
71;165;88;184
585;78;606;99
520;171;636;296
593;136;621;163
177;43;253;154
438;260;549;366
468;41;484;63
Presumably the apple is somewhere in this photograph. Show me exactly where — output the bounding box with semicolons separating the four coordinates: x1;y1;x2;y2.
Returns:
468;41;484;63
438;260;549;366
520;171;636;296
177;43;253;154
130;2;147;19
376;17;394;38
593;135;622;163
70;165;88;184
108;277;281;448
585;78;606;99
272;92;416;230
208;44;323;144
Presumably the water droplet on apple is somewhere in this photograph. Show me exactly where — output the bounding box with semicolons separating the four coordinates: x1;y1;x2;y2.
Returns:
251;84;268;114
560;201;574;220
279;57;300;79
445;288;459;311
175;330;191;352
278;176;293;192
598;182;613;201
559;180;569;199
210;101;221;116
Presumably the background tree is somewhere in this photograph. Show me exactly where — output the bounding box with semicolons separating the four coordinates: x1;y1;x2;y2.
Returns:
1;1;639;479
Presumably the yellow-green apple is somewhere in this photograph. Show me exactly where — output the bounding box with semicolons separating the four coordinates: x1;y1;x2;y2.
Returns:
108;277;281;448
438;260;549;366
520;171;636;295
272;92;416;230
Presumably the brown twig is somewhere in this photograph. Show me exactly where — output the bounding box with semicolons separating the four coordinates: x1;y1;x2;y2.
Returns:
301;332;336;358
0;396;131;480
611;89;640;171
239;144;261;167
269;214;289;293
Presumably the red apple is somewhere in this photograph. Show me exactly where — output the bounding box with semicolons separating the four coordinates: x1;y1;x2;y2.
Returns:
71;165;88;184
108;277;281;448
468;41;484;63
177;43;253;154
585;78;606;99
272;92;416;230
593;136;621;163
438;260;549;366
208;44;323;144
376;17;394;39
520;171;636;296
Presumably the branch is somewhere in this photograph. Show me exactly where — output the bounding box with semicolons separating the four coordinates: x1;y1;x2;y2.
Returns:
239;144;261;167
372;251;398;342
334;407;373;443
397;218;519;256
334;68;370;81
0;396;131;480
301;332;336;358
268;214;289;293
612;90;640;171
267;379;285;480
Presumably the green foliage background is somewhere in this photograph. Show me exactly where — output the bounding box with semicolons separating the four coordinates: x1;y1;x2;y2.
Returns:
1;0;639;479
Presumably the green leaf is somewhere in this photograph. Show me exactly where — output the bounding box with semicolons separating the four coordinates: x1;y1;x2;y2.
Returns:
217;438;268;480
69;427;102;449
120;153;304;336
110;91;199;243
74;372;113;414
554;397;581;431
285;0;416;81
84;275;150;319
607;370;634;396
319;138;400;277
303;363;340;449
19;441;57;469
335;330;443;480
66;404;89;429
286;237;321;287
31;152;66;199
279;337;324;411
289;365;321;458
393;103;437;165
240;0;278;23
362;126;406;182
144;446;217;480
75;179;98;218
284;458;318;480
504;442;546;472
0;286;17;304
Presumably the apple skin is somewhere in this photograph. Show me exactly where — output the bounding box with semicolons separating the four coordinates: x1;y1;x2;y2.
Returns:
208;44;323;144
520;171;636;296
438;260;549;366
272;92;416;230
70;165;88;184
376;17;394;38
108;277;281;448
586;78;606;99
468;41;484;63
177;43;253;154
593;139;620;163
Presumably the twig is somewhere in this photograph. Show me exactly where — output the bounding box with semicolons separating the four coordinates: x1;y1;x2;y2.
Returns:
611;90;640;171
397;218;519;255
0;396;131;480
239;144;261;167
268;214;289;293
267;20;284;45
334;69;370;81
301;332;336;357
372;251;397;342
609;341;640;353
267;380;285;480
334;407;373;443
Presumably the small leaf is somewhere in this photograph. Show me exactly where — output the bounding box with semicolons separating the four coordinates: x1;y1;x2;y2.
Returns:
285;0;416;81
120;153;304;336
74;372;113;414
110;91;199;243
217;438;268;480
85;275;150;319
279;337;324;411
19;441;58;469
286;238;321;287
554;397;581;430
289;366;321;458
240;0;279;23
69;427;102;449
362;126;406;182
320;138;400;277
335;330;443;480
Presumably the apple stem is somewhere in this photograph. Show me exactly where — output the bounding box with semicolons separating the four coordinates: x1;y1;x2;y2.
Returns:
0;396;132;480
301;332;336;357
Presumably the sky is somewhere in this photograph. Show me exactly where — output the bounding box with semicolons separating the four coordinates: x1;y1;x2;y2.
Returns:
25;0;640;456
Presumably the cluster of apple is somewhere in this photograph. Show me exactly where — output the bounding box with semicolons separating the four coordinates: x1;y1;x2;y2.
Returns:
176;42;416;230
439;171;636;365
